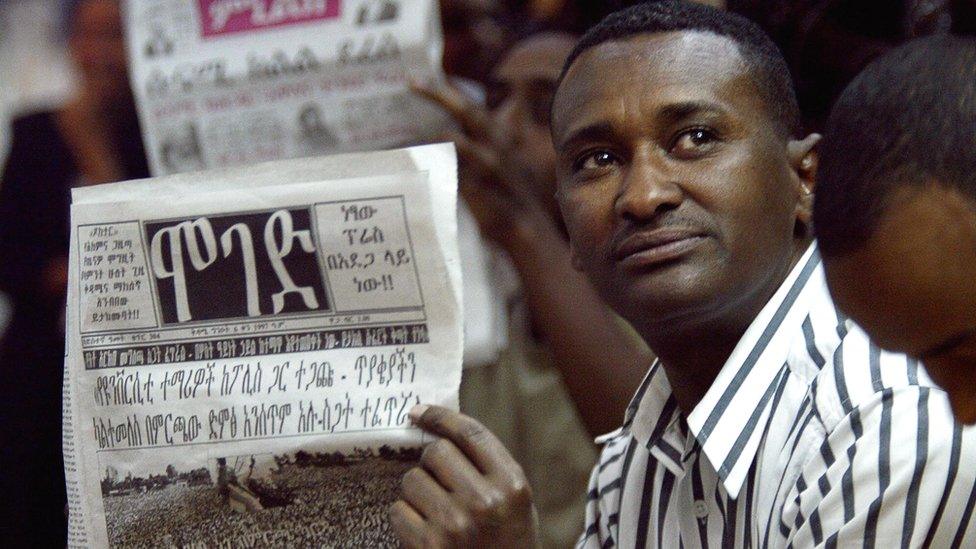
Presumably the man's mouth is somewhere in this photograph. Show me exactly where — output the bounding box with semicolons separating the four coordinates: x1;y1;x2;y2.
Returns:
611;228;708;269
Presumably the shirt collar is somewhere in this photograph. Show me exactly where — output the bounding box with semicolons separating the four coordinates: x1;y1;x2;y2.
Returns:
625;244;827;498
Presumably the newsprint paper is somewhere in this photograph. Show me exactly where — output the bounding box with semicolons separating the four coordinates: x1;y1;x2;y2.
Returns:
123;0;449;176
63;143;462;548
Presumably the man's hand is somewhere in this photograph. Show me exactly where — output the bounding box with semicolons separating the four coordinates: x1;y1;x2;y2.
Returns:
390;405;540;548
411;80;552;247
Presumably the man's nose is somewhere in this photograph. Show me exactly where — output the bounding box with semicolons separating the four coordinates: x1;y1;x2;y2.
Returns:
614;153;683;222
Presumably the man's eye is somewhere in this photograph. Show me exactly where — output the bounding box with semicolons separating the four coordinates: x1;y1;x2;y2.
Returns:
670;128;718;158
573;150;618;172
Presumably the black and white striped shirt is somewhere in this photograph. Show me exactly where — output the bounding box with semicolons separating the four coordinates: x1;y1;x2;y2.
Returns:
580;245;976;548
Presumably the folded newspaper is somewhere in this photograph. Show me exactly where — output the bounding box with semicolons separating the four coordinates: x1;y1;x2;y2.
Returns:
63;143;462;548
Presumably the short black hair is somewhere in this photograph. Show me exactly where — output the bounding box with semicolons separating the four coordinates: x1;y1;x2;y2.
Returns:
553;1;801;137
814;35;976;257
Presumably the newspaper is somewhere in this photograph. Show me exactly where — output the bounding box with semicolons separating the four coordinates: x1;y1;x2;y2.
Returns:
63;143;462;548
123;0;448;176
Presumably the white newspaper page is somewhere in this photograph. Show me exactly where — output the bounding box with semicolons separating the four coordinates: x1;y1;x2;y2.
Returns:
63;145;461;547
123;0;448;176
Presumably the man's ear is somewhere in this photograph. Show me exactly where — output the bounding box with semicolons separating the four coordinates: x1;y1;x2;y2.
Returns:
788;133;821;237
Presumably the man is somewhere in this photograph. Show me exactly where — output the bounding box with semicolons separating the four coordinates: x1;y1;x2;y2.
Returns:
815;35;976;425
0;0;149;544
414;32;651;546
390;3;976;547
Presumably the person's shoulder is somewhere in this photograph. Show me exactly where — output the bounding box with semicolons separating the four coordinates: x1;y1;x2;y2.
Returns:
808;321;940;431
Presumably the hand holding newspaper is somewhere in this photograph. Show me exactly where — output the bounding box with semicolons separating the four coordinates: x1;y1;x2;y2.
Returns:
63;143;462;548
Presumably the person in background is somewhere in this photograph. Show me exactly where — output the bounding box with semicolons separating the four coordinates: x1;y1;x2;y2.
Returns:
494;0;726;38
440;0;510;84
727;0;973;131
415;32;652;546
0;2;15;347
415;32;651;437
815;34;976;425
0;0;148;544
390;3;976;547
0;5;10;172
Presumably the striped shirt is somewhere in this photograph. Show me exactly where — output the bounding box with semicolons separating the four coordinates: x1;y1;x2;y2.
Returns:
580;245;976;548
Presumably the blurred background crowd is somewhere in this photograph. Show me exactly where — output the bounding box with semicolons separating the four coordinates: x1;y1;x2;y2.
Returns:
0;0;973;546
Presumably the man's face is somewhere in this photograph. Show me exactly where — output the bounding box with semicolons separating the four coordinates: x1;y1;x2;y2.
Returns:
551;32;810;329
488;34;575;218
824;186;976;424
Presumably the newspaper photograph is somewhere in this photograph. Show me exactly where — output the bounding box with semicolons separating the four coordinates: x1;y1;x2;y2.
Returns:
63;144;462;547
123;0;449;176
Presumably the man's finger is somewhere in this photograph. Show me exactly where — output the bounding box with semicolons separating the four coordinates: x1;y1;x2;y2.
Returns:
448;130;513;198
400;466;455;521
409;405;519;476
410;79;471;121
451;131;537;212
389;500;429;549
451;131;503;177
410;79;490;138
401;466;478;545
420;437;494;499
